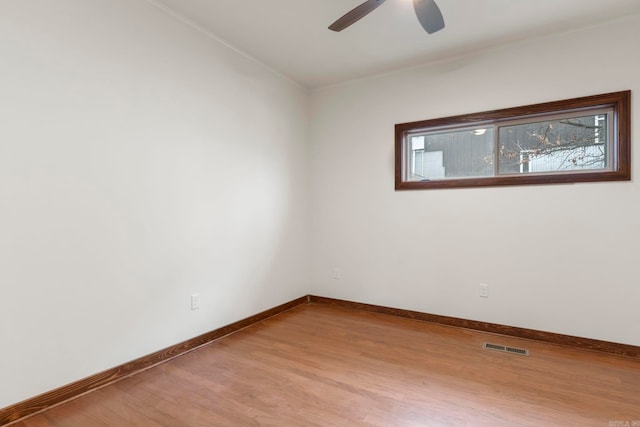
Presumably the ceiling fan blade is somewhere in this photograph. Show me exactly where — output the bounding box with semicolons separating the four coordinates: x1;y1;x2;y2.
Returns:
329;0;387;32
413;0;445;34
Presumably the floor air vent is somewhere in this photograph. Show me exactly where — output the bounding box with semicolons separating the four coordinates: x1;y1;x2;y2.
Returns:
483;342;529;356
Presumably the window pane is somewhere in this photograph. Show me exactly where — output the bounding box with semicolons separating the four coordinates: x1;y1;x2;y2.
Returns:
497;114;609;175
407;128;494;181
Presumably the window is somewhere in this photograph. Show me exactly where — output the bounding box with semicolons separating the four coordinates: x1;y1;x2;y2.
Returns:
395;91;631;190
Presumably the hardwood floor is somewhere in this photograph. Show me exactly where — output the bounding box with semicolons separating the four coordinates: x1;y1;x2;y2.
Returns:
11;303;640;426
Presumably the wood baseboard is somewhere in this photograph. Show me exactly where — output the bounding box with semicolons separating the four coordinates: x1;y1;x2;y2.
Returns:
0;295;309;426
4;293;639;426
309;295;640;359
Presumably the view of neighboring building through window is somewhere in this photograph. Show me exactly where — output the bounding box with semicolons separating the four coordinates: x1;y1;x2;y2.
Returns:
408;127;494;181
396;91;630;189
497;113;609;175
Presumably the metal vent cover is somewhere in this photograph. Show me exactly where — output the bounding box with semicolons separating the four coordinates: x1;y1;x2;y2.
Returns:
483;342;529;356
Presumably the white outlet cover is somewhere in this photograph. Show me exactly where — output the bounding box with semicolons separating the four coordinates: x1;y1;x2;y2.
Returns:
479;284;489;298
191;294;201;310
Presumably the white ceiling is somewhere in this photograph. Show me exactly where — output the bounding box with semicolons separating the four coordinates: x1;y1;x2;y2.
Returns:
150;0;640;88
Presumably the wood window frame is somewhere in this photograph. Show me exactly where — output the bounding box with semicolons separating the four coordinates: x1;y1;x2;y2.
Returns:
395;91;631;190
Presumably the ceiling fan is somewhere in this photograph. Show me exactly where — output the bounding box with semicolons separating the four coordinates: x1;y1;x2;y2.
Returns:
329;0;445;34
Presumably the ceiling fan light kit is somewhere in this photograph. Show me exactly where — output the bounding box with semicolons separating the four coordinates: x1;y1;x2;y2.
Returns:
329;0;445;34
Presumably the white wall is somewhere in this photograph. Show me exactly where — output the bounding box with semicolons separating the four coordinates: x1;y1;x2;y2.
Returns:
310;15;640;347
0;0;309;408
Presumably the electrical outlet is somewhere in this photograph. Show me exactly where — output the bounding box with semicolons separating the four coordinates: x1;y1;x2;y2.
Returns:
333;268;341;280
479;283;489;298
191;294;201;310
